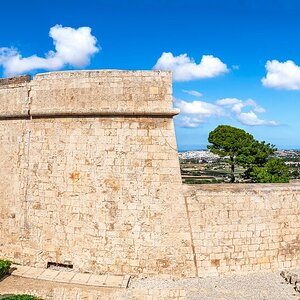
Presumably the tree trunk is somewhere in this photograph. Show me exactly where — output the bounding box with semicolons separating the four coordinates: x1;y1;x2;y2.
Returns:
230;156;235;183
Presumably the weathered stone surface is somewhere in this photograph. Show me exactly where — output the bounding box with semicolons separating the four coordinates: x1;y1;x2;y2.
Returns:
0;75;30;86
30;70;174;116
184;183;300;277
0;70;194;278
0;70;299;280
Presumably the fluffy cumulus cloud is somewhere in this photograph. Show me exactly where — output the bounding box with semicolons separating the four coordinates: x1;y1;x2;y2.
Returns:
153;52;228;81
0;25;99;76
183;89;203;97
216;98;265;114
175;96;277;128
262;59;300;90
177;116;205;128
216;97;276;126
174;98;224;128
236;111;278;126
175;98;224;116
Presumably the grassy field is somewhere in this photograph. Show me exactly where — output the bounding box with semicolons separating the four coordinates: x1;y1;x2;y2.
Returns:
180;158;299;184
180;161;247;184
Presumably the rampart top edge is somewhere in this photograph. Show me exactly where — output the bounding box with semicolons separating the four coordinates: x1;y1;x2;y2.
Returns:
32;69;171;80
0;70;175;119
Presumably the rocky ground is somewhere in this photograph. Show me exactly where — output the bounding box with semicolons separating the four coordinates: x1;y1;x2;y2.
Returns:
131;271;299;299
0;271;299;299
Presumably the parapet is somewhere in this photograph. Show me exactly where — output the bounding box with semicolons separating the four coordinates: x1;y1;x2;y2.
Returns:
0;70;178;119
0;75;31;118
0;75;31;86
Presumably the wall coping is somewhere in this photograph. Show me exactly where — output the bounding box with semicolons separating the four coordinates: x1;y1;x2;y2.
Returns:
183;182;300;193
0;70;172;86
32;69;171;79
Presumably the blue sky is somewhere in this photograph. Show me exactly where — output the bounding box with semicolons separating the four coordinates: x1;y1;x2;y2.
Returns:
1;0;300;150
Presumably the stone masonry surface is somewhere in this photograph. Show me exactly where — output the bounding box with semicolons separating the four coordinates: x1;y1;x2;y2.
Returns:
9;264;130;288
0;70;194;278
183;183;300;277
0;75;30;86
0;70;299;281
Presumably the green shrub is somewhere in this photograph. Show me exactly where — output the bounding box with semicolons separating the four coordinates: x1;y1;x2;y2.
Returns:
249;158;289;183
0;295;41;300
0;260;12;278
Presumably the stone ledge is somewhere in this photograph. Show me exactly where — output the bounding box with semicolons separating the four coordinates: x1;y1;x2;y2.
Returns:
33;69;171;79
0;108;180;120
30;108;180;118
9;264;130;288
183;182;300;193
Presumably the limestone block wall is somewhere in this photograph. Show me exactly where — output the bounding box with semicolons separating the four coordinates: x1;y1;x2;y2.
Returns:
1;70;299;279
184;183;300;277
0;75;30;117
30;71;173;116
0;71;195;277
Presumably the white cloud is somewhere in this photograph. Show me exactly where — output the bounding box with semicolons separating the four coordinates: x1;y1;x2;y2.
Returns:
153;52;228;81
216;98;241;106
183;89;203;97
216;97;276;126
174;98;224;128
175;96;277;128
177;116;205;128
216;98;265;114
262;59;300;90
245;99;265;113
175;98;224;116
236;111;278;126
0;25;99;76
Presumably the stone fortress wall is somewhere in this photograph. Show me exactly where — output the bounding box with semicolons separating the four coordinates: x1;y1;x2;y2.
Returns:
0;70;299;278
184;184;300;277
0;71;195;277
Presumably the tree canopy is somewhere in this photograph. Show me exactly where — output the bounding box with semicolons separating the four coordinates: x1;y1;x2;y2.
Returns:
249;158;289;183
208;125;288;183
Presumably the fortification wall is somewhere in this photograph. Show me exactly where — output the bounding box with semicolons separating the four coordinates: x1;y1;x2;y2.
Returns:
184;183;300;277
1;70;299;279
0;71;195;277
